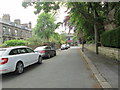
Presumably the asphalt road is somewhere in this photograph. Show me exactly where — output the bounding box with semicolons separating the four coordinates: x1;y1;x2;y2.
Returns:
2;46;100;88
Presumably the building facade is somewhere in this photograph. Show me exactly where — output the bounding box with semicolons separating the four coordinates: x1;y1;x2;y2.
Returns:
66;33;79;46
0;14;32;44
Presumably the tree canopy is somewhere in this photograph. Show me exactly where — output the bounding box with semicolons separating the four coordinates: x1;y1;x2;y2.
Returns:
22;1;120;43
33;12;56;42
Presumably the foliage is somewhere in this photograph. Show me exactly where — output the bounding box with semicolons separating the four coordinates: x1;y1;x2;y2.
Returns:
66;2;96;42
22;1;120;47
101;27;120;48
26;35;45;45
32;12;66;45
4;40;28;47
22;1;61;14
0;44;6;48
34;2;60;14
65;2;120;43
33;12;56;42
115;2;120;26
49;32;66;44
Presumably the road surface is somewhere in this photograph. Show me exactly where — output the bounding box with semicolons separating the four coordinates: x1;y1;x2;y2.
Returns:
2;46;100;88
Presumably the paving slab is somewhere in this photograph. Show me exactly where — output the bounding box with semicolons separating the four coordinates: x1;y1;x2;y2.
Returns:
79;48;119;88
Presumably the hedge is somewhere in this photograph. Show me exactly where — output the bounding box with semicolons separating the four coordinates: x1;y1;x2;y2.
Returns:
101;27;120;48
4;40;28;47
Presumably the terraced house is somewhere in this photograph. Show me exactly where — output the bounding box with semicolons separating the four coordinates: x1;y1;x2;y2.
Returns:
0;14;32;44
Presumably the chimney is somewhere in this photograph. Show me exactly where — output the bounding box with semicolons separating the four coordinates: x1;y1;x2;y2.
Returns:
28;21;32;29
21;23;28;28
14;19;21;25
2;14;11;22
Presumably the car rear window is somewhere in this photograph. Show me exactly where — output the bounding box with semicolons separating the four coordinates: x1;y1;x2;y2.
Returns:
0;49;6;56
62;44;66;46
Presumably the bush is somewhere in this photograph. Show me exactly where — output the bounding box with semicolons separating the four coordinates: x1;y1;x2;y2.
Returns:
4;40;28;47
26;36;44;45
0;44;6;48
101;27;120;48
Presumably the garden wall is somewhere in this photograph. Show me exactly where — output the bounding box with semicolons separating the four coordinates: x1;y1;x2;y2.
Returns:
85;44;120;61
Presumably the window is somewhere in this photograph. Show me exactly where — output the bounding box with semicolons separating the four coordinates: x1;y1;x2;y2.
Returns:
3;26;6;35
9;49;19;55
8;28;11;35
26;48;34;53
45;47;51;50
19;48;28;54
15;29;18;36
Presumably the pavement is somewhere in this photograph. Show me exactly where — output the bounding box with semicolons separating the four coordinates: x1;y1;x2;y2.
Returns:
79;47;119;88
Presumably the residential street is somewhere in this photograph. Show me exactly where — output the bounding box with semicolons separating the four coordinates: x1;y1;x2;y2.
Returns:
2;47;100;88
0;1;120;89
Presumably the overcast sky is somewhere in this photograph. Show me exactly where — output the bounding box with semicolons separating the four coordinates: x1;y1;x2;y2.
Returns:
0;0;38;27
0;0;71;33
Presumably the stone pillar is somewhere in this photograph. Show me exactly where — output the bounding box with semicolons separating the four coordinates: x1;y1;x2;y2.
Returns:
28;21;32;29
14;19;21;25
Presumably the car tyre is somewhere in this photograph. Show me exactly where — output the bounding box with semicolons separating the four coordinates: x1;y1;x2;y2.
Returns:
15;62;24;74
54;52;56;56
37;56;42;64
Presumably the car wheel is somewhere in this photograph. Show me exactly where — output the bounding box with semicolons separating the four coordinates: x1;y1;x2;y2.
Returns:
15;62;24;74
37;56;42;64
47;53;51;58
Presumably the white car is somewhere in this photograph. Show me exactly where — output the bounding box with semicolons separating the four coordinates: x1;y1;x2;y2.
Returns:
0;46;42;74
66;44;70;48
61;44;68;50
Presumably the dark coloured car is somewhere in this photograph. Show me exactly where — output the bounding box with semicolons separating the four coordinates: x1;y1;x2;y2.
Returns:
34;46;56;58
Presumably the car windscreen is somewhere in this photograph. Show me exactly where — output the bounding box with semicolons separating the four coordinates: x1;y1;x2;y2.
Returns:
0;49;6;56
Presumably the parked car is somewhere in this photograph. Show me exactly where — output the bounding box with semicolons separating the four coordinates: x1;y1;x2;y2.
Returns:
0;46;42;74
61;44;68;50
34;46;56;58
66;44;70;48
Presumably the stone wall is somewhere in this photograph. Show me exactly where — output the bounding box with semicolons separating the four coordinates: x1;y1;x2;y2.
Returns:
85;44;120;61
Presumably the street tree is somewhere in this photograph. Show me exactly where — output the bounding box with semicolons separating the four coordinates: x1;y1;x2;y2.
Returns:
22;1;120;49
33;12;56;42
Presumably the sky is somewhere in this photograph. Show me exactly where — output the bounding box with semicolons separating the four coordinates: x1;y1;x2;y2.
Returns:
0;0;72;33
0;0;38;27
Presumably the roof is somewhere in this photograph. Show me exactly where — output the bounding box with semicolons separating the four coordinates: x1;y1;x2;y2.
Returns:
0;19;31;31
1;46;28;50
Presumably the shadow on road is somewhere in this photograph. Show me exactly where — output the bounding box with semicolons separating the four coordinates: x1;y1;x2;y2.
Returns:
2;63;43;82
2;55;58;82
